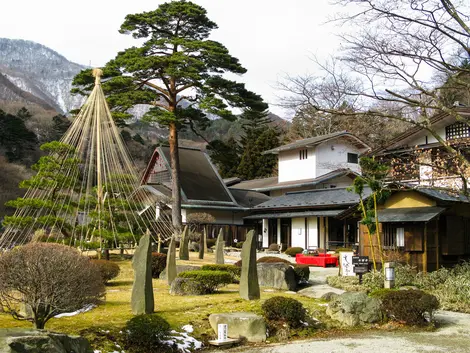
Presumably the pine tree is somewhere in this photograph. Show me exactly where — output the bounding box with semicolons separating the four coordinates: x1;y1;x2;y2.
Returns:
72;0;267;230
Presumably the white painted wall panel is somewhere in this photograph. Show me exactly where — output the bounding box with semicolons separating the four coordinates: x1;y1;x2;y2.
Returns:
316;141;363;177
278;147;316;183
291;217;306;249
307;217;318;249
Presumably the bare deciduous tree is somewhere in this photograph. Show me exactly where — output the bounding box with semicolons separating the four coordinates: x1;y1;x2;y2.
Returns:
278;0;470;184
0;243;105;329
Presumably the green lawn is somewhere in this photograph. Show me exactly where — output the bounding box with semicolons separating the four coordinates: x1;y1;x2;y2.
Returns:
0;251;330;351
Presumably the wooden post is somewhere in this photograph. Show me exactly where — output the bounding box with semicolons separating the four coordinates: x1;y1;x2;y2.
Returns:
436;219;440;269
423;222;428;273
343;220;347;248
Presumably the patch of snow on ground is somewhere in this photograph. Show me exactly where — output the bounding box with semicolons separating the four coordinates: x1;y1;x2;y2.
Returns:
162;326;202;352
54;304;96;318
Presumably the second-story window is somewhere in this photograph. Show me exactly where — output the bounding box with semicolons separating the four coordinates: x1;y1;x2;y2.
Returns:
347;153;359;164
445;122;470;140
299;149;308;160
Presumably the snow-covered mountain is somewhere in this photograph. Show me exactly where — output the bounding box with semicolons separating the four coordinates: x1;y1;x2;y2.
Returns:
0;38;86;113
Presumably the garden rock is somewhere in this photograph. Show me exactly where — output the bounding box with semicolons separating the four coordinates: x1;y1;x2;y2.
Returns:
159;265;201;280
209;312;266;343
257;263;297;291
326;292;383;326
189;240;199;252
0;329;93;353
131;231;154;314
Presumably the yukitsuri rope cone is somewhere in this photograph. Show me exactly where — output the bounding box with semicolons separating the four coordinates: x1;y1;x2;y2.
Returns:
0;69;174;249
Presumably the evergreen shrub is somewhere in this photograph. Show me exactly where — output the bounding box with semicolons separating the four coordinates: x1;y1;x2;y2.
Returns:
177;270;232;294
379;289;439;325
257;256;292;264
201;264;241;282
91;260;120;284
124;314;172;353
151;253;167;278
261;296;306;328
284;247;303;257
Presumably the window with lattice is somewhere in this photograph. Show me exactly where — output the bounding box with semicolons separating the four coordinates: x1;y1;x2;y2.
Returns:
445;122;470;140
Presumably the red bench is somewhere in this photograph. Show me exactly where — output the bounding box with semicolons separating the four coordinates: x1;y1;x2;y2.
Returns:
295;253;339;267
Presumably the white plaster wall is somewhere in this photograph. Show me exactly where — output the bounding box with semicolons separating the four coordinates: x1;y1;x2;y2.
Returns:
291;217;306;249
269;175;355;197
262;218;269;248
316;141;363;177
307;217;318;249
406;125;446;146
278;147;316;183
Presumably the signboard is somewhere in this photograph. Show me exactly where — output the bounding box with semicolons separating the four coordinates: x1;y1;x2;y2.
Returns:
217;324;228;341
352;256;369;265
339;251;355;277
353;265;369;274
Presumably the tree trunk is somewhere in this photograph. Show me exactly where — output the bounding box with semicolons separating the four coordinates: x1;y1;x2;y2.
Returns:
169;122;182;232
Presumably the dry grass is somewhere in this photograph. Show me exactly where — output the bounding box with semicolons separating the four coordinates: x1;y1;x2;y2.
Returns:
0;251;325;342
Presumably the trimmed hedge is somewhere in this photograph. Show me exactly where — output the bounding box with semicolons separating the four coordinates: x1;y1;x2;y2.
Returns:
91;260;120;284
201;264;241;279
235;241;244;249
284;247;303;257
378;289;439;325
177;270;232;294
124;314;171;353
257;256;292;264
262;296;307;328
151;253;167;279
268;243;280;252
206;238;217;249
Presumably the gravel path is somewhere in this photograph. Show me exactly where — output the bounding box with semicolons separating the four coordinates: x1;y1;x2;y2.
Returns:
214;311;470;353
214;267;470;352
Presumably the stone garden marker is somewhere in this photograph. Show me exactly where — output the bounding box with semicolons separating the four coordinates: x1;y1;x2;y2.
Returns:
199;228;206;260
215;228;225;264
131;230;154;314
239;230;260;300
179;226;190;260
166;236;177;285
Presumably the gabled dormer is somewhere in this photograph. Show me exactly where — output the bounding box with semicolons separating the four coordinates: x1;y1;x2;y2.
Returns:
263;131;371;183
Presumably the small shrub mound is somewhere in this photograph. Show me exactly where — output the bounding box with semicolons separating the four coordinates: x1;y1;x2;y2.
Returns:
201;264;241;283
284;247;303;257
235;241;244;249
206;238;217;249
125;314;172;353
151;253;167;278
268;243;280;252
91;260;120;284
262;296;307;328
378;289;439;325
177;270;232;294
257;256;292;264
293;264;310;283
326;275;363;292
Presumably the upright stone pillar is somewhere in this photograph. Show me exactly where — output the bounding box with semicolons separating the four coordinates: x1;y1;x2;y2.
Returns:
239;230;260;300
179;226;189;260
166;236;177;286
203;227;208;254
131;231;154;314
215;228;225;264
199;228;206;260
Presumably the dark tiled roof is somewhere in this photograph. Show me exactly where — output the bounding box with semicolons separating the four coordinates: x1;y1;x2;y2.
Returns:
229;189;272;208
415;188;470;203
263;131;370;155
230;169;358;192
244;210;343;220
377;207;445;222
254;187;372;210
160;146;235;203
229;176;278;191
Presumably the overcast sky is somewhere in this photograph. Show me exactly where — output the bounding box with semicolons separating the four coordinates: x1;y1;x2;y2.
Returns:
1;0;344;118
